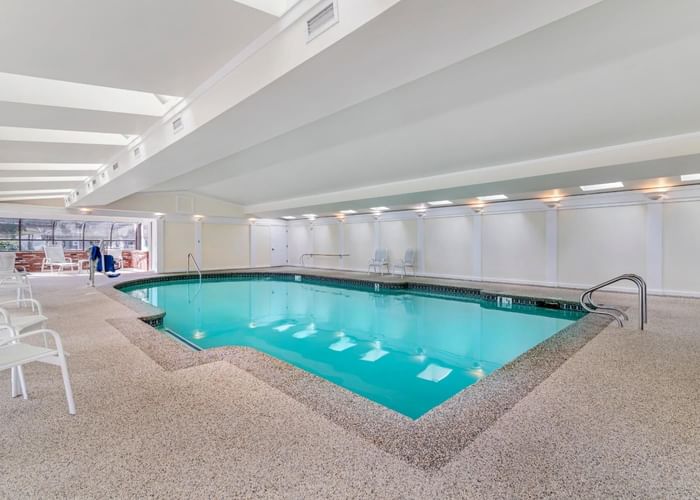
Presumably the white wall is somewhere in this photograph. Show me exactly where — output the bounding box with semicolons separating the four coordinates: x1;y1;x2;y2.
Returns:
202;223;250;270
423;216;475;277
155;188;700;297
379;219;417;267
483;212;547;283
558;205;646;287
163;222;195;272
344;220;375;271
663;201;700;293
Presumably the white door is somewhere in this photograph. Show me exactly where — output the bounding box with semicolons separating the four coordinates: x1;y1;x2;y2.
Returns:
270;226;288;266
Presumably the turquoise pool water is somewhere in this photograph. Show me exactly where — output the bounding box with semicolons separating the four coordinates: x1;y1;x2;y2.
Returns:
122;277;582;419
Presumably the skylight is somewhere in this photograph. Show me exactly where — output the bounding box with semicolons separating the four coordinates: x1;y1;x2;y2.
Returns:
0;72;181;116
0;163;101;171
0;176;89;183
232;0;294;17
580;182;624;192
0;126;136;146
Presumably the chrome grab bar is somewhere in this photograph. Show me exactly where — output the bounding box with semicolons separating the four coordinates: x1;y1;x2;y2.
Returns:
300;253;350;267
187;253;202;283
580;274;647;330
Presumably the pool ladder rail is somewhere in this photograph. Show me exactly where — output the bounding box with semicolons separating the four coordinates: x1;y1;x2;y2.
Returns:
580;273;647;330
187;253;202;283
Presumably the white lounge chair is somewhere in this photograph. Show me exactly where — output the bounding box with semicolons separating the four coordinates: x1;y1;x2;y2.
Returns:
42;244;79;273
394;248;417;277
0;253;32;301
0;325;76;415
368;248;390;275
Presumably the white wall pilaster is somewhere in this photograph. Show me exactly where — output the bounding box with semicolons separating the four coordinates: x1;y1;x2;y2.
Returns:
545;208;558;285
471;214;482;280
645;202;663;291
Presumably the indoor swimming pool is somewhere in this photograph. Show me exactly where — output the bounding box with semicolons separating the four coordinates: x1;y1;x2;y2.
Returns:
121;276;583;418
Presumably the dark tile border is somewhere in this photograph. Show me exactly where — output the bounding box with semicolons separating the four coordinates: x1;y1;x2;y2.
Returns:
105;270;610;471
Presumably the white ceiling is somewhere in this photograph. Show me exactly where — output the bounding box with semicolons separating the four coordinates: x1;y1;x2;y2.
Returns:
4;0;700;215
143;0;700;216
0;0;279;202
0;0;277;95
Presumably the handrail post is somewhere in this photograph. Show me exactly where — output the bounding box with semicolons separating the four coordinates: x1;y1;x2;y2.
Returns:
580;273;647;330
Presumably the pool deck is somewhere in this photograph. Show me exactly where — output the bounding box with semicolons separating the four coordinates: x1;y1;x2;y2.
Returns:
1;267;699;498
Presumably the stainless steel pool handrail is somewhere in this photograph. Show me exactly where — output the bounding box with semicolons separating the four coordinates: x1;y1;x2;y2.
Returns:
580;274;647;330
300;253;350;267
187;253;202;283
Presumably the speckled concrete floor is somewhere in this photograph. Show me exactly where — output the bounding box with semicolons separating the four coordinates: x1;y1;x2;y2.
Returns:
1;270;698;499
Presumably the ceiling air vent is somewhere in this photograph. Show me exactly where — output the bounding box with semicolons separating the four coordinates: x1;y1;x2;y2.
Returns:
112;162;119;171
306;0;338;42
132;145;142;159
172;116;183;134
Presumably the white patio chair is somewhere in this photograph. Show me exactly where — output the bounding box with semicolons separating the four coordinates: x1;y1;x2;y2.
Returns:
394;248;417;277
42;244;79;273
0;325;76;415
0;253;32;301
368;248;390;275
0;298;48;336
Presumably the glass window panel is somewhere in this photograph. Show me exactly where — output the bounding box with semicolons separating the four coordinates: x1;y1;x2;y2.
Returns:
112;223;136;241
84;221;112;242
54;221;84;240
0;218;19;239
20;219;53;250
110;240;135;250
61;240;84;251
0;240;19;251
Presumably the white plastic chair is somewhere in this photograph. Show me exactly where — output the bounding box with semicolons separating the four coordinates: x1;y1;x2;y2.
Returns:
0;325;76;415
0;298;48;336
368;248;389;275
0;253;32;301
42;244;79;273
394;248;417;277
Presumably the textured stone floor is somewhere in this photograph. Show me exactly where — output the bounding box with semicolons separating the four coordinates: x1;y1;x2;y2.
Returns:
1;270;698;499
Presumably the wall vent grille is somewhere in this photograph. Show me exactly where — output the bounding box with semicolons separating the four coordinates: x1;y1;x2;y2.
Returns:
172;116;183;134
112;162;119;171
307;1;338;42
133;146;142;159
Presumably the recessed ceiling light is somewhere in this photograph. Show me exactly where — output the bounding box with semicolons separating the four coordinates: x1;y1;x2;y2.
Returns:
339;209;357;214
302;213;317;218
680;173;700;182
580;182;624;192
476;194;508;201
369;206;389;211
282;216;296;220
153;212;165;217
427;200;453;206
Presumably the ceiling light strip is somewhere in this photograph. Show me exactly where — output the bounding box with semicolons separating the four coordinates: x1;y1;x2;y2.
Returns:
0;163;102;171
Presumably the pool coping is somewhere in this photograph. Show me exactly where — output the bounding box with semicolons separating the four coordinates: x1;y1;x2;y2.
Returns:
101;269;612;471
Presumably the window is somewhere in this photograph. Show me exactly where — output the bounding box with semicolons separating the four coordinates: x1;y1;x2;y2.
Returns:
111;223;137;249
20;219;53;251
0;218;19;251
0;218;141;252
54;221;84;251
84;221;113;249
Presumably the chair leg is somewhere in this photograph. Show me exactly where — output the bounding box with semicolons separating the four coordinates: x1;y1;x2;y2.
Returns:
58;352;76;415
18;366;28;400
10;367;19;398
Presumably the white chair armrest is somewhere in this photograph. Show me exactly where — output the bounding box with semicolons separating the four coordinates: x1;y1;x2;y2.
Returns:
0;328;63;349
0;298;43;315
